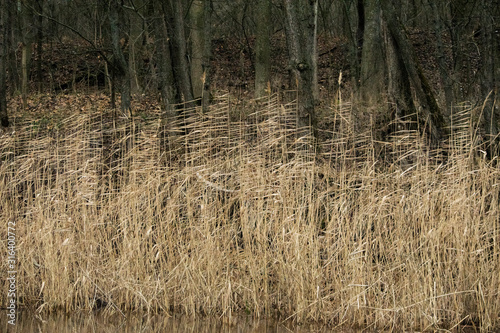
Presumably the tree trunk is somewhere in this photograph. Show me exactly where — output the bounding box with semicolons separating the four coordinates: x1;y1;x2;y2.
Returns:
36;0;43;93
164;0;194;106
201;0;212;112
354;0;364;87
109;0;131;115
129;6;143;96
21;42;31;109
429;0;453;114
359;0;386;104
356;0;446;144
190;0;204;100
21;0;33;110
0;0;10;127
150;0;176;118
384;17;417;129
283;0;318;136
381;0;446;144
7;0;18;94
478;0;499;156
448;0;476;101
312;0;319;101
255;0;271;98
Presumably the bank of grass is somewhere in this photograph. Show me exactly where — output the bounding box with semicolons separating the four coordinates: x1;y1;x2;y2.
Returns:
1;94;499;331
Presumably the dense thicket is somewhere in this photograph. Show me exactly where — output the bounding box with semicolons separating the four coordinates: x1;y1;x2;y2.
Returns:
0;0;498;150
1;2;500;331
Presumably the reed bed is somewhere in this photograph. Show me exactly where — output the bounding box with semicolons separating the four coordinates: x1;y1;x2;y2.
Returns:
1;94;499;331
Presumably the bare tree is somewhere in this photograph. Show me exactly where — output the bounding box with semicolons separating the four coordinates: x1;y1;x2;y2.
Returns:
109;0;131;115
35;0;44;92
255;0;271;98
149;0;176;118
190;0;204;100
477;0;499;155
283;0;319;136
164;0;194;106
428;0;453;114
0;0;10;127
356;0;446;144
358;0;385;104
128;0;145;96
381;0;446;144
20;0;34;110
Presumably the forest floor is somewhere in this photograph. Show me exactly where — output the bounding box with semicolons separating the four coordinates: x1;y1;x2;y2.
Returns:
7;29;477;121
7;29;481;152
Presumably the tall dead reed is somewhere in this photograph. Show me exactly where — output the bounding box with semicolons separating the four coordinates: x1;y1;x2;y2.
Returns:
1;94;499;331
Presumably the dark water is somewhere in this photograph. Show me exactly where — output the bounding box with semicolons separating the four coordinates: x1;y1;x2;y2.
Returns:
1;311;346;332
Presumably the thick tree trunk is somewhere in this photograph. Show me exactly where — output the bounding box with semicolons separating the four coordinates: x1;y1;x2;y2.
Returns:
283;0;318;136
384;22;416;128
164;0;194;106
21;1;33;110
255;0;271;98
201;0;211;112
312;0;319;101
7;1;18;94
190;0;204;100
429;0;453;114
0;0;10;127
354;0;364;87
478;0;499;156
357;0;446;144
150;0;176;119
381;0;446;145
448;0;475;101
109;0;131;115
129;4;143;96
359;0;386;104
36;0;43;93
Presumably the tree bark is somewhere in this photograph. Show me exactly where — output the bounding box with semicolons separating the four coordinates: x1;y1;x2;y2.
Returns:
7;0;18;94
478;0;499;156
448;0;476;100
429;0;453;114
150;0;176;118
0;0;10;127
109;0;131;115
21;42;31;109
21;0;33;110
354;0;364;87
381;0;446;144
283;0;318;136
255;0;271;98
190;0;204;99
128;2;143;96
384;18;417;129
312;0;319;101
201;0;211;112
35;0;43;93
356;0;446;144
164;0;194;106
359;0;386;104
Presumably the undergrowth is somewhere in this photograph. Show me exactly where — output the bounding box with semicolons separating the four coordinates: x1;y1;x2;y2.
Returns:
0;94;499;331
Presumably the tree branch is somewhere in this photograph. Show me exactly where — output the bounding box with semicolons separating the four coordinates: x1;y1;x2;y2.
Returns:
28;5;113;67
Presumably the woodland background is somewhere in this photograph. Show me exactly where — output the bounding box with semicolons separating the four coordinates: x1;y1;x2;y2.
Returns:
1;1;500;332
0;0;498;147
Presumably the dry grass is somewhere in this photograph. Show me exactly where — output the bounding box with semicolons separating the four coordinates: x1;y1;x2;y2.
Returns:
1;94;499;331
